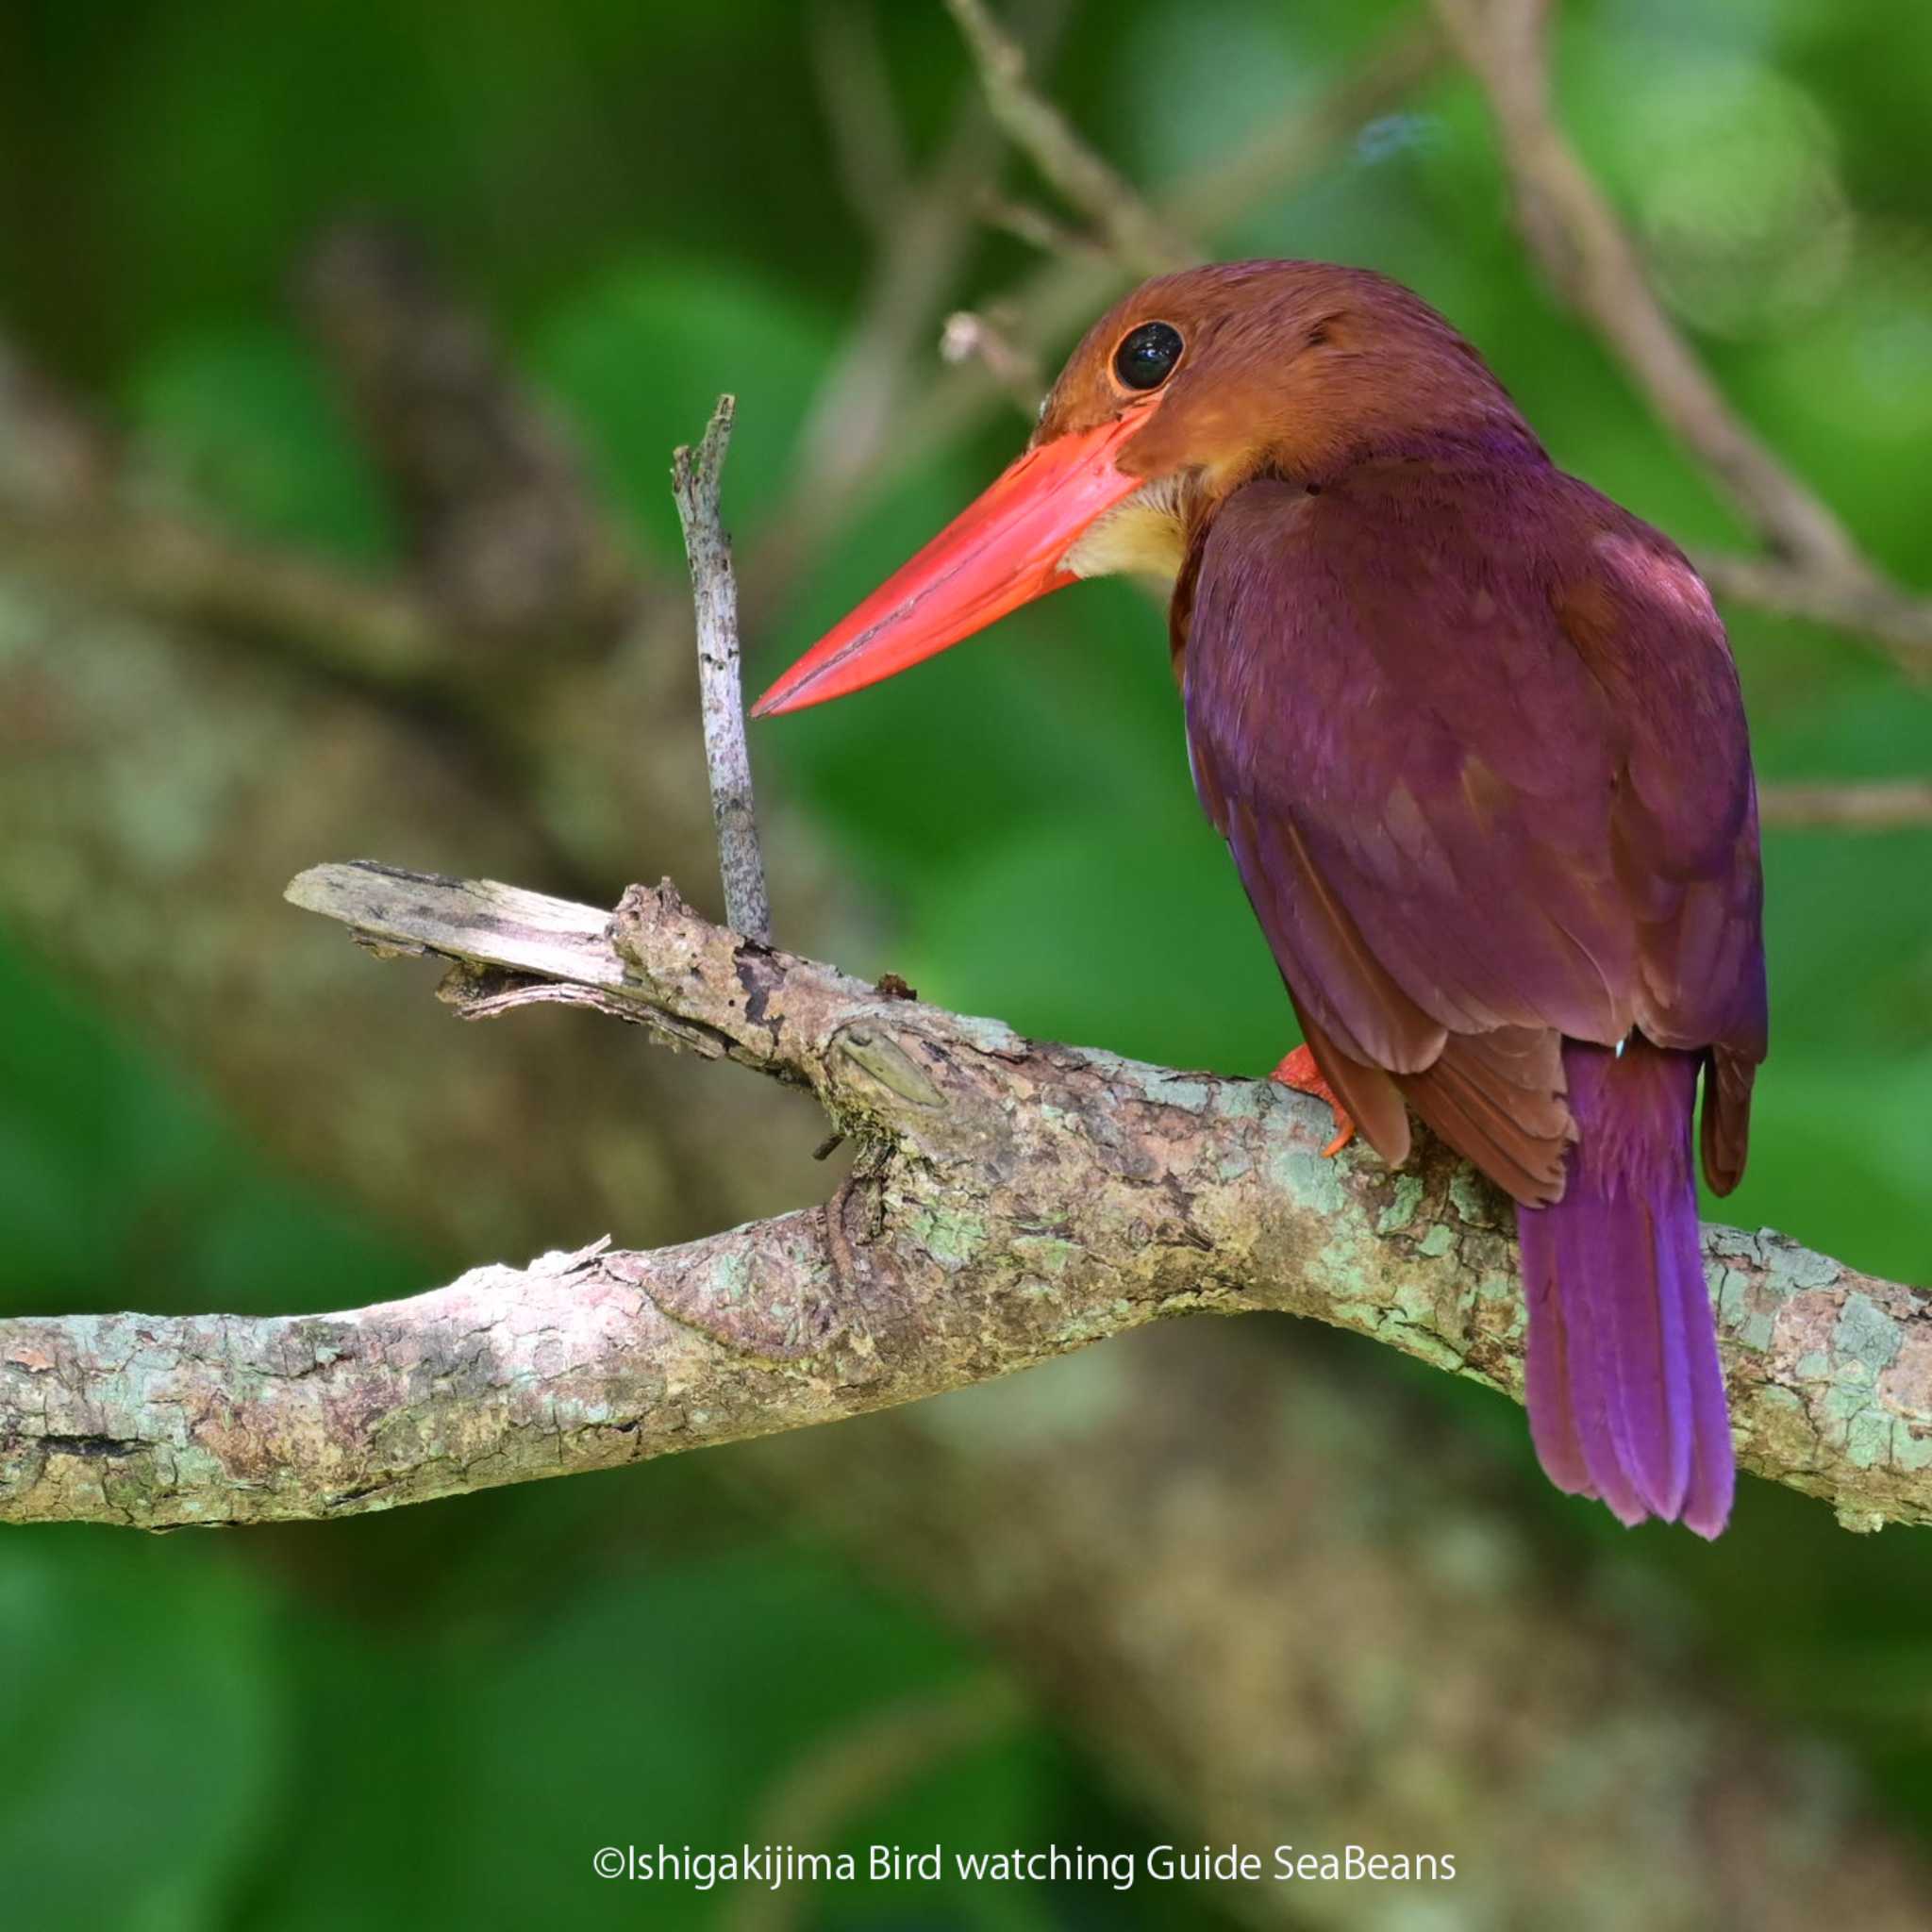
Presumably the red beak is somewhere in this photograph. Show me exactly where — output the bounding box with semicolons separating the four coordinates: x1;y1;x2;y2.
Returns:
751;408;1158;717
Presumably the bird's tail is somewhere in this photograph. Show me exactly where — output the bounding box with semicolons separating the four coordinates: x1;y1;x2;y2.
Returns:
1516;1038;1734;1537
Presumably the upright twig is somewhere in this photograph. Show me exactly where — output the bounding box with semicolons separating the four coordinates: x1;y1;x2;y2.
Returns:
672;397;772;944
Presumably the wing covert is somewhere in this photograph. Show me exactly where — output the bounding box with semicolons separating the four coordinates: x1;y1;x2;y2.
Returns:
1183;461;1764;1201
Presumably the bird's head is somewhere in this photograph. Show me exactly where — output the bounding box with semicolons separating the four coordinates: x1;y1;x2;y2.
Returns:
753;259;1531;716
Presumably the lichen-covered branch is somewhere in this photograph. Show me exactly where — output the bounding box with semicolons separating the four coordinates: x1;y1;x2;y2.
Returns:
13;584;1918;1931
6;116;1932;1926
2;858;1923;1532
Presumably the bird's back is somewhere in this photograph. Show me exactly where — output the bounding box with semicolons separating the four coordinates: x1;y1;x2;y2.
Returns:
1179;442;1765;1199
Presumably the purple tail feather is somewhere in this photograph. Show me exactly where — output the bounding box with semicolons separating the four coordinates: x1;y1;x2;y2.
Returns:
1517;1039;1734;1537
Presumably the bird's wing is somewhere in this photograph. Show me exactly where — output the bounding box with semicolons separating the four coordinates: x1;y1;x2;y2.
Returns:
1182;462;1765;1203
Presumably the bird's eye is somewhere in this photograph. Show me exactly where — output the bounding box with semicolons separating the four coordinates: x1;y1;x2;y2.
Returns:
1112;321;1184;391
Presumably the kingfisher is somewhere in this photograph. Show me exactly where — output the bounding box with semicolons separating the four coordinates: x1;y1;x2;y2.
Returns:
755;261;1767;1536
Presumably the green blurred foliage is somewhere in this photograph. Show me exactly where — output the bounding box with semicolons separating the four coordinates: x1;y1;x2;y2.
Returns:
2;0;1929;1924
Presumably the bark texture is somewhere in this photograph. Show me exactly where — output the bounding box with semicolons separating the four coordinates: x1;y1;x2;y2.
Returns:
3;861;1924;1533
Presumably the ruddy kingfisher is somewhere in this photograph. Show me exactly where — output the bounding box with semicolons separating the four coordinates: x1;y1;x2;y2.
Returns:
754;261;1767;1537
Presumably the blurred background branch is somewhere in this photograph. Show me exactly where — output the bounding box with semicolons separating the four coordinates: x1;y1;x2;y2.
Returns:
1432;0;1932;676
294;219;642;652
1760;779;1932;830
943;0;1196;272
1;2;1928;1926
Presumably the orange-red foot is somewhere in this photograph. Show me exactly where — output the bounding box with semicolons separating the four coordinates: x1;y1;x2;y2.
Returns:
1269;1044;1357;1158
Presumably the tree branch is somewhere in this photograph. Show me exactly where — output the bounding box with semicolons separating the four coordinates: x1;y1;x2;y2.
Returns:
932;0;1932;677
773;15;1442;575
1760;779;1932;832
1693;550;1932;666
0;492;459;691
942;0;1195;274
13;537;1918;1924
295;219;640;650
6;86;1931;1901
1433;0;1932;678
0;231;657;703
3;858;1923;1532
673;396;771;941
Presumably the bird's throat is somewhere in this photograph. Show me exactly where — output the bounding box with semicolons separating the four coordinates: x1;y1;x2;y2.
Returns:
1059;474;1191;584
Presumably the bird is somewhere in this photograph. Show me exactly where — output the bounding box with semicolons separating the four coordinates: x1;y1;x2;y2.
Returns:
753;260;1767;1538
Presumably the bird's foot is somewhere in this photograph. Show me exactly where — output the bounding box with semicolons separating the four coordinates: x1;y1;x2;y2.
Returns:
1269;1044;1357;1157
